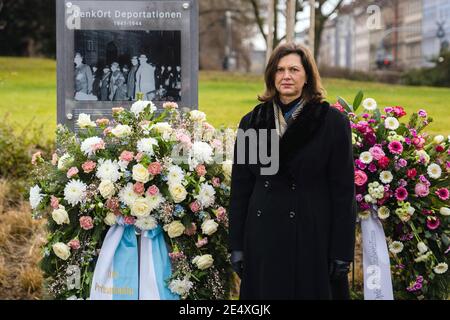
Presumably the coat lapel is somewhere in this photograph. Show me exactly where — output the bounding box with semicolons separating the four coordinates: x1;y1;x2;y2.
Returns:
248;100;330;174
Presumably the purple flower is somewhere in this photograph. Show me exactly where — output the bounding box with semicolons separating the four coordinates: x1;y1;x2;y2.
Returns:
384;107;394;113
419;175;431;187
368;163;377;172
398;159;407;167
356;194;363;202
355;159;367;170
405;137;412;145
418;109;427;118
398;179;408;187
362;113;370;119
365;133;377;146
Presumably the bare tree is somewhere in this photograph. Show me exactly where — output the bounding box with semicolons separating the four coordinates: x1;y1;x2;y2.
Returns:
248;0;345;59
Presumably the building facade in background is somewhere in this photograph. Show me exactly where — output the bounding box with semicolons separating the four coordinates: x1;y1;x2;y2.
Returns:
318;0;449;72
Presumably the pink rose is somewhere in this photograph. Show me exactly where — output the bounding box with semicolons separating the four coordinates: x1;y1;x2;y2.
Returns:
133;182;145;195
68;239;81;250
415;183;429;197
195;164;207;177
212;177;221;187
124;216;136;225
51;153;59;166
67;167;79;178
120;150;134;162
135;152;144;162
82;161;96;173
354;170;368;187
148;162;162;175
50;196;60;209
79;216;94;230
189;201;201;213
147;185;160;196
184;223;197;236
96;118;110;126
196;237;208;248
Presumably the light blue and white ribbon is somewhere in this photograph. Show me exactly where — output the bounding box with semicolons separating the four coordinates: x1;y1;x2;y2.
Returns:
89;223;179;300
361;208;394;300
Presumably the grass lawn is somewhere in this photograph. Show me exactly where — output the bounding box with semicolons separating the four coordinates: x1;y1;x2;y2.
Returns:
0;57;449;140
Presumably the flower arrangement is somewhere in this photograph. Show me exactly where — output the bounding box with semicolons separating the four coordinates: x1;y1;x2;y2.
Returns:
30;101;235;300
333;92;449;299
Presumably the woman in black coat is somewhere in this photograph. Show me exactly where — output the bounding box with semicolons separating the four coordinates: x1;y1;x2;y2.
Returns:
229;43;356;300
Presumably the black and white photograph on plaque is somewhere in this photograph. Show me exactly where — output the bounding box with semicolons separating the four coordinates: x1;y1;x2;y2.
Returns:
74;30;181;102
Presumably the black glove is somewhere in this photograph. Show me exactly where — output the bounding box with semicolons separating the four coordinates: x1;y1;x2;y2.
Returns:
231;251;244;279
329;260;351;300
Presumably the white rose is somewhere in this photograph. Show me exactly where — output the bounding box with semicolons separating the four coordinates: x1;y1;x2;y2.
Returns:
52;206;70;225
201;219;219;236
440;207;450;216
417;242;428;254
99;180;115;199
104;212;117;226
433;135;444;144
167;221;185;238
192;254;214;270
169;183;187;203
52;242;71;260
57;153;74;171
77;113;96;128
111;124;132;138
133;164;150;183
131;198;152;218
189;110;206;122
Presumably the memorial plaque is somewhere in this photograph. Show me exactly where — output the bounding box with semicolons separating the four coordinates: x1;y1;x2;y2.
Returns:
57;0;198;129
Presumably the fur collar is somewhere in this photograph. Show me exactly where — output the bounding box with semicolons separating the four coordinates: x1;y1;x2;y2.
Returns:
248;99;330;175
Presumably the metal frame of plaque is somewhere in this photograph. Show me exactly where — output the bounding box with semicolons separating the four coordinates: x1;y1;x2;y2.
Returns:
57;0;198;130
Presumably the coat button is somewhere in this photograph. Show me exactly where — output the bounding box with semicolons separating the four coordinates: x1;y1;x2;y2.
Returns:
257;210;262;217
291;183;296;191
289;211;296;218
264;180;270;188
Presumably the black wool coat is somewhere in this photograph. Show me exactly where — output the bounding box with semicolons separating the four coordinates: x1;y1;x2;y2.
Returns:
229;99;357;300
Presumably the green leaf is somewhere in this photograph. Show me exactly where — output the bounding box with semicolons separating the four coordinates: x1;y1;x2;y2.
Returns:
337;96;353;113
352;90;364;112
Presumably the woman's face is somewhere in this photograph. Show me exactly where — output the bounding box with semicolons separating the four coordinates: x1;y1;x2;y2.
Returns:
274;53;307;100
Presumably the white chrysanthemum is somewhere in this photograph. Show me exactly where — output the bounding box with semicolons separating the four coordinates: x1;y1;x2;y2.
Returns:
379;171;393;184
147;193;164;211
57;153;74;171
384;117;399;130
440;207;450;216
80;136;104;156
359;151;373;164
168;278;194;297
64;180;87;206
167;165;185;185
433;135;444;144
377;206;390;220
427;163;442;179
195;183;216;208
111;124;132;138
77;113;96;128
151;122;173;141
189;110;206;122
389;241;404;254
137;138;158;156
118;183;139;206
96;159;121;183
362;98;377;111
131;100;156;116
433;262;448;274
135;216;158;231
29;185;43;209
417;242;428;254
191;141;213;165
